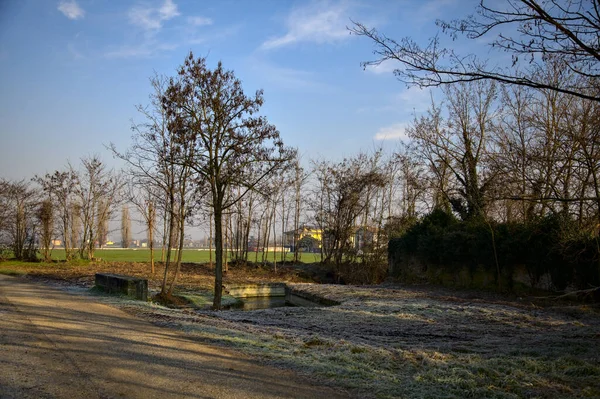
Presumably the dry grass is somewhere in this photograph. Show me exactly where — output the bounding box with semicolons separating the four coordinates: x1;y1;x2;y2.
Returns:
0;259;310;291
3;260;600;398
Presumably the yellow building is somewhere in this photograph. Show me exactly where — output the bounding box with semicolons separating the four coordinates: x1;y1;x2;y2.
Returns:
284;225;322;250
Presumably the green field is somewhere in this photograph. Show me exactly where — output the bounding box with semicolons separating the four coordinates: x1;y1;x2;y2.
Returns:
47;249;322;263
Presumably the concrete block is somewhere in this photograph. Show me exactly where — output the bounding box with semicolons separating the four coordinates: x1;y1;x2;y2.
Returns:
95;273;148;301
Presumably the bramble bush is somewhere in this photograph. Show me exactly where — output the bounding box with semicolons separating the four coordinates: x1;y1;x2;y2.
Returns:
389;209;600;291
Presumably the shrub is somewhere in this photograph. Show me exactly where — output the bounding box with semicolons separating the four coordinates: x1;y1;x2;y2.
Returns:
389;209;600;291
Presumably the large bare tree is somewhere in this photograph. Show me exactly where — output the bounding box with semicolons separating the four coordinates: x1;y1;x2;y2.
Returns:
162;52;295;309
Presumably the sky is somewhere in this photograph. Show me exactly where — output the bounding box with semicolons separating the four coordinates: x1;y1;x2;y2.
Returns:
0;0;487;183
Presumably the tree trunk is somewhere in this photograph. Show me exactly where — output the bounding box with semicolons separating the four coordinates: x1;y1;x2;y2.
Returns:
262;201;271;263
209;211;213;268
244;197;253;262
160;190;176;295
168;193;186;296
213;206;223;310
161;209;167;262
294;182;301;262
281;193;286;263
272;201;277;272
255;218;261;264
149;226;155;274
223;214;227;274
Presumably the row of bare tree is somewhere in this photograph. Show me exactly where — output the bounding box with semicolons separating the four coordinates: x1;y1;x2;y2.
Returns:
4;0;600;304
4;64;597;282
397;64;600;235
349;0;600;232
0;157;123;262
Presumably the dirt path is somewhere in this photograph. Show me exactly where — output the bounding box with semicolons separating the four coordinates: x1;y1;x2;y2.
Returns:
0;275;348;399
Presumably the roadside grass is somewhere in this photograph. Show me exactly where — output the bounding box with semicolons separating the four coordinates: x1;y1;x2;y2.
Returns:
0;268;26;276
0;261;66;277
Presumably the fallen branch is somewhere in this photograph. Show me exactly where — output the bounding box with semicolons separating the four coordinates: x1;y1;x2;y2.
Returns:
535;287;600;302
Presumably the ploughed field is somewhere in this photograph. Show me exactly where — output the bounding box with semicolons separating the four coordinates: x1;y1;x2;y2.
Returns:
1;260;599;398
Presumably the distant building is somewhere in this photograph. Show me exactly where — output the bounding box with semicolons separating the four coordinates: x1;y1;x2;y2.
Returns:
353;226;380;250
284;225;322;252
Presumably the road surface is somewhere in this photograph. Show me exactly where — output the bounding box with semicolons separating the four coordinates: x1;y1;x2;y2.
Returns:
0;275;348;399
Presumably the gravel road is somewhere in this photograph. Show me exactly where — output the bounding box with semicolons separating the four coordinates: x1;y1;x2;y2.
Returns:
0;275;348;399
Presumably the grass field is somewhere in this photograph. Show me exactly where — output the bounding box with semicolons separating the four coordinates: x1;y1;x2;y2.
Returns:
46;248;322;263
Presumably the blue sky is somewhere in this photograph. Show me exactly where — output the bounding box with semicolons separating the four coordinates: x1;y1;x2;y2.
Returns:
0;0;481;181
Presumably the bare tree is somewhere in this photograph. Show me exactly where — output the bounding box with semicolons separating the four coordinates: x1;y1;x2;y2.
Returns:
121;205;131;248
0;180;10;240
73;156;123;260
38;199;54;262
291;155;309;262
162;52;295;309
97;199;109;248
311;153;386;267
112;73;196;296
0;180;38;260
407;80;499;220
494;83;538;221
567;90;600;227
70;202;81;255
147;199;156;272
351;0;600;102
492;61;600;226
34;170;78;260
128;184;158;273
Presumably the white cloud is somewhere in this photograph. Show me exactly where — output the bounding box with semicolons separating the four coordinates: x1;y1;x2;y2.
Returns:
104;42;177;59
128;0;180;31
358;87;432;115
396;87;432;112
261;1;353;50
58;0;85;20
417;0;457;21
365;59;396;75
374;123;409;141
104;5;219;59
188;16;212;27
250;58;331;91
67;42;84;59
159;0;179;20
